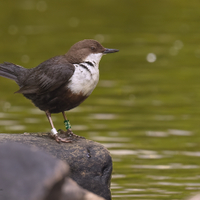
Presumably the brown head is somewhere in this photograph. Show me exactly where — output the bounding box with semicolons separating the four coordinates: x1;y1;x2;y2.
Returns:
65;39;119;64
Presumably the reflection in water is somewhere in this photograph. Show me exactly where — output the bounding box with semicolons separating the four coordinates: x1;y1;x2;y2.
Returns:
155;182;200;187
112;174;126;179
132;164;199;169
24;118;40;124
91;136;129;142
182;151;200;157
112;194;169;198
5;125;26;131
90;113;118;120
98;80;117;88
71;125;88;131
146;129;192;137
29;108;44;115
101;143;125;148
0;120;17;125
110;150;137;155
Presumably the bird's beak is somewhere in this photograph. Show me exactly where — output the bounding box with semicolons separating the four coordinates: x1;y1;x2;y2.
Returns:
103;48;119;54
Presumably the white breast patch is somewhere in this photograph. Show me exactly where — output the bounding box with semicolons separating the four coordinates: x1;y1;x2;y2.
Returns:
67;53;103;96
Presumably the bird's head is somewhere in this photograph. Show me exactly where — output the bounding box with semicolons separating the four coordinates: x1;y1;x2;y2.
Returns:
65;39;119;64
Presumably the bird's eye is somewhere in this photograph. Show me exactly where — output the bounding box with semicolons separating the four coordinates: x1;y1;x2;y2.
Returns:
91;46;96;51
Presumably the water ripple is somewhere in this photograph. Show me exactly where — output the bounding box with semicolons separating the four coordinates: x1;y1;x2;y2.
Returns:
132;163;199;169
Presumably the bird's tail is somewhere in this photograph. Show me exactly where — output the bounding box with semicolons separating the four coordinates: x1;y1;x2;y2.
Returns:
0;62;27;85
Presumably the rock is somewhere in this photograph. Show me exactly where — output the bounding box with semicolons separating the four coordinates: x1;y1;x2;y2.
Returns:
185;194;200;200
0;133;112;200
0;142;67;200
0;142;105;200
61;178;105;200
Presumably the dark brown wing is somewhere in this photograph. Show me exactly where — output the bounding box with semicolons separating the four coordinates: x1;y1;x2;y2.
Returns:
16;55;75;95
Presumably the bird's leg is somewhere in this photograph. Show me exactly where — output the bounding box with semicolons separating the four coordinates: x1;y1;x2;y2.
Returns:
62;111;84;139
62;111;72;130
45;111;71;143
62;111;73;136
46;110;56;133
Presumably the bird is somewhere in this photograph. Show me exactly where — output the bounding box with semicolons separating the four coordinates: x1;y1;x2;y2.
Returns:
0;39;119;142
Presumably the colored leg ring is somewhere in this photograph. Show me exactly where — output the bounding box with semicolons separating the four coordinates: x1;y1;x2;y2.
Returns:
64;120;71;130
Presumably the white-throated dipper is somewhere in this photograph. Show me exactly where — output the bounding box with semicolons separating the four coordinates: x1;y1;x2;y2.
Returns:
0;39;119;142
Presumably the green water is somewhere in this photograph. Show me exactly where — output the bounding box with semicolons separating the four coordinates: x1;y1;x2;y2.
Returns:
1;0;200;199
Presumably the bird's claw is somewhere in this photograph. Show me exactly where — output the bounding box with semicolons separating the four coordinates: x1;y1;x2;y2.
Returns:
50;134;72;143
49;128;84;143
58;129;85;139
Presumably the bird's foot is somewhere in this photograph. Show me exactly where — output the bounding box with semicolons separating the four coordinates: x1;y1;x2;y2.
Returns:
50;133;72;143
49;128;72;143
58;129;85;139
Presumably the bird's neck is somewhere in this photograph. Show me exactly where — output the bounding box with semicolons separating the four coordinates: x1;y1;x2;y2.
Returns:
83;53;103;66
73;53;103;75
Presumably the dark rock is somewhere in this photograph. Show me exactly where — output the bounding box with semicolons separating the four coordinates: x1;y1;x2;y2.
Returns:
0;142;67;200
0;133;112;200
60;178;105;200
0;142;105;200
